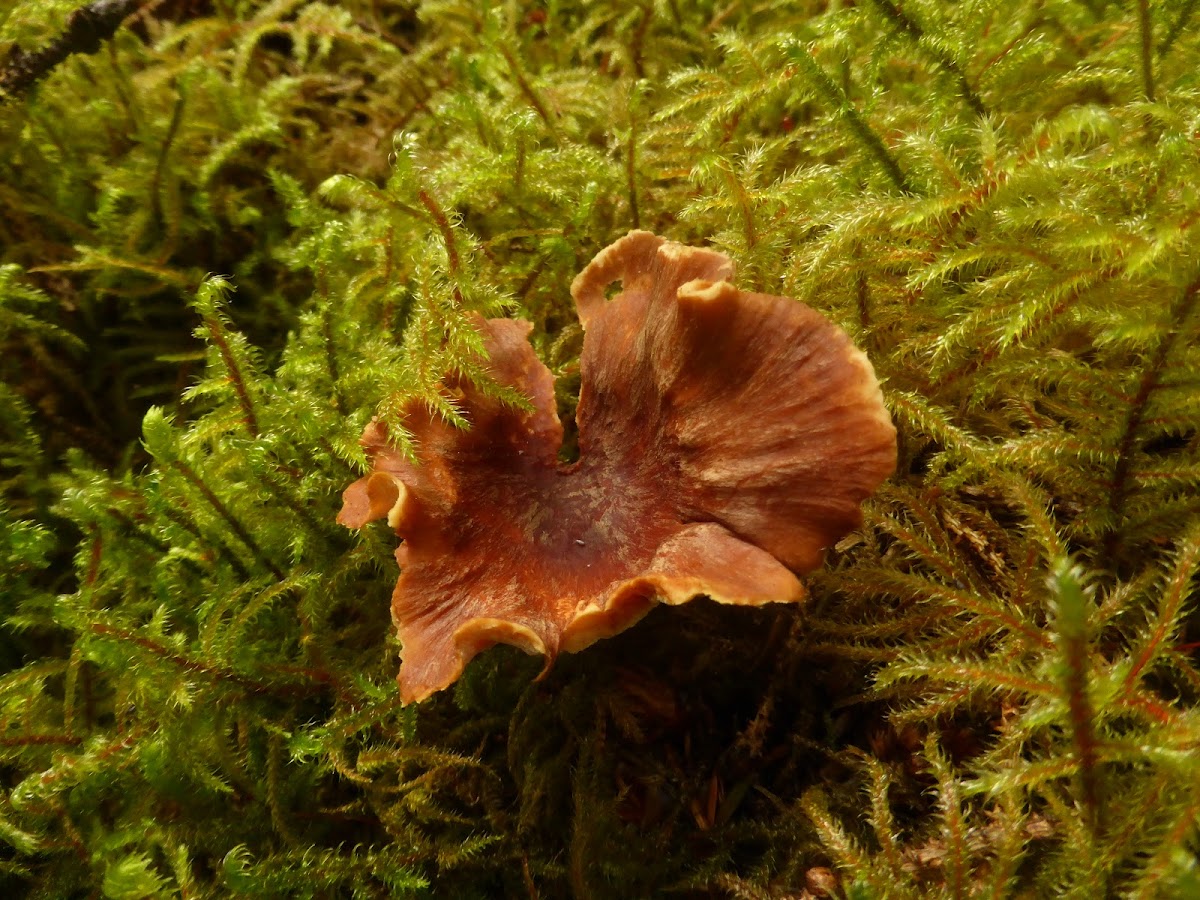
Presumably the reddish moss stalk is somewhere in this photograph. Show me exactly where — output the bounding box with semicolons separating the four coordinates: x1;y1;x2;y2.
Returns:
1138;0;1155;102
0;734;84;747
866;0;986;116
172;459;282;580
417;188;466;309
88;623;329;699
1052;561;1102;835
626;100;640;229
1107;278;1200;558
201;311;260;438
498;44;558;139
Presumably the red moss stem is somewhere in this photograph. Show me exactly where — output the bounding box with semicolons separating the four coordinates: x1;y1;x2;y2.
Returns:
1106;277;1200;558
88;623;332;699
201;311;260;438
1138;0;1155;102
172;460;283;580
1052;562;1102;836
626;100;640;229
0;733;84;747
417;188;466;309
498;44;558;138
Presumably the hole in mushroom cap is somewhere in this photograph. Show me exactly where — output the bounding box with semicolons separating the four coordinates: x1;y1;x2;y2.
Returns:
603;280;623;301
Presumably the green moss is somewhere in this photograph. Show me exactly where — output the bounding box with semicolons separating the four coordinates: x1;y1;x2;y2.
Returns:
2;0;1199;896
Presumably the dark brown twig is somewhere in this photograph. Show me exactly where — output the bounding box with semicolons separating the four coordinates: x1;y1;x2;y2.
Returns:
1;0;150;99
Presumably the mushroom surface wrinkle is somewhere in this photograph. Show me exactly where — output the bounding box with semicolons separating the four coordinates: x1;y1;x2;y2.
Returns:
338;231;897;704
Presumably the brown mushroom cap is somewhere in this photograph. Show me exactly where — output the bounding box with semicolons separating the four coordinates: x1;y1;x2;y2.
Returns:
339;231;897;704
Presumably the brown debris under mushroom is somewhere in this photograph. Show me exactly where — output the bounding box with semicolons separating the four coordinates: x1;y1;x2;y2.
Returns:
338;231;897;704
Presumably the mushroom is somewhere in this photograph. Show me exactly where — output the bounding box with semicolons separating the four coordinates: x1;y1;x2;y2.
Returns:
338;231;897;704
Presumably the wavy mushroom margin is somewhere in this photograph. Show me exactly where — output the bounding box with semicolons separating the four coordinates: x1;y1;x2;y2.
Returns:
338;231;897;704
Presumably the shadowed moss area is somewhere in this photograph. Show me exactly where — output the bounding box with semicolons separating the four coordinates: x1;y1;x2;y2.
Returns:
2;1;1199;897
